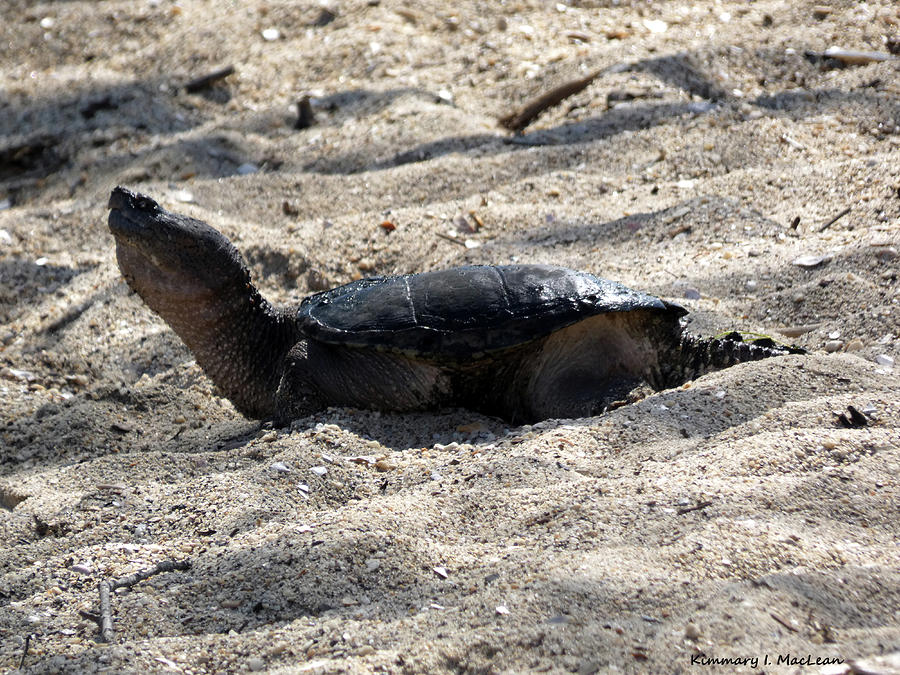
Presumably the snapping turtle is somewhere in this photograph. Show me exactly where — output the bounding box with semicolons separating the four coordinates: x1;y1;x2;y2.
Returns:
108;186;801;424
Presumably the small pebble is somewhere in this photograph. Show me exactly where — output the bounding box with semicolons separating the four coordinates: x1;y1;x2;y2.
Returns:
824;340;844;352
172;189;194;203
845;338;864;351
643;18;668;33
433;566;449;579
261;28;281;41
875;354;894;367
374;459;396;472
236;162;259;175
269;642;290;656
792;254;832;268
70;564;93;575
248;657;265;671
683;287;701;300
270;462;290;473
496;605;510;615
310;466;328;476
2;367;36;382
685;623;701;640
745;280;758;291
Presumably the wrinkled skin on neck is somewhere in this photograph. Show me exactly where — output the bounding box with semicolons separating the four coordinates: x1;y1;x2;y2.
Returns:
108;187;299;418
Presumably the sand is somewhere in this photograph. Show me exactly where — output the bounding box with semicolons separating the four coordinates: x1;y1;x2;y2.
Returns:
1;0;899;673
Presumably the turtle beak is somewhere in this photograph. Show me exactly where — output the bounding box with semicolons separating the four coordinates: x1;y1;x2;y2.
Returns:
108;186;162;213
108;185;136;211
107;186;163;242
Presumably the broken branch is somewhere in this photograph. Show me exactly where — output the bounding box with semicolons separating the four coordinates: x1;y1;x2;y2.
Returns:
184;65;235;93
819;207;850;232
499;68;606;133
97;559;191;643
676;500;713;515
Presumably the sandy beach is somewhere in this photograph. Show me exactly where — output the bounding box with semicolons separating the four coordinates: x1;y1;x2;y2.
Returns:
1;1;899;672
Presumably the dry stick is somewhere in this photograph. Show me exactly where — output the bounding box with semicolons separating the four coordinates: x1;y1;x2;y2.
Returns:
184;65;235;93
436;232;468;246
770;612;799;632
295;95;315;130
18;635;30;669
667;223;692;238
819;207;850;232
97;559;191;643
676;500;713;515
79;609;101;623
98;579;114;643
499;68;606;133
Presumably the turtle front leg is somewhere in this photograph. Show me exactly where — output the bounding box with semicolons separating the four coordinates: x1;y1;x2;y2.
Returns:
274;341;327;425
275;339;453;423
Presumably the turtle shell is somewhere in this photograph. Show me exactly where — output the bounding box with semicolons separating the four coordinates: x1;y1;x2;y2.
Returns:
297;265;684;359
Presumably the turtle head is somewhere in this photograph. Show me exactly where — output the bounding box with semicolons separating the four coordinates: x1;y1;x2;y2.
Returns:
107;187;299;420
108;186;251;312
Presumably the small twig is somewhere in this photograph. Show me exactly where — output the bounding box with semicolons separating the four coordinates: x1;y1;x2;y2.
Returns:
676;500;713;515
97;559;191;643
19;634;31;669
667;223;692;238
99;579;114;643
184;65;235;93
499;68;606;132
770;611;799;632
295;95;315;130
789;216;800;230
819;207;850;232
111;559;191;590
837;405;868;429
436;232;468;246
502;134;557;147
780;133;806;151
79;609;101;624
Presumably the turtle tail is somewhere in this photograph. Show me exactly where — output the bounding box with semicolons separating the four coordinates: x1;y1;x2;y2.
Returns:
648;332;805;390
